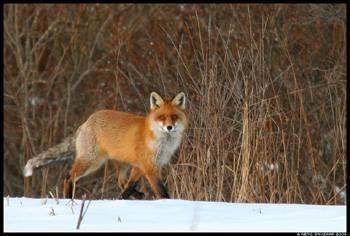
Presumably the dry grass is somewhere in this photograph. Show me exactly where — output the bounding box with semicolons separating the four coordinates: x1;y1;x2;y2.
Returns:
4;4;346;204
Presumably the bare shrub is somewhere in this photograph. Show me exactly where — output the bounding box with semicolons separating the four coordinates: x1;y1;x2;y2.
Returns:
4;4;346;204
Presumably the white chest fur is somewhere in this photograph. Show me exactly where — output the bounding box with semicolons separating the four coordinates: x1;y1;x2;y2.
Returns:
149;132;182;167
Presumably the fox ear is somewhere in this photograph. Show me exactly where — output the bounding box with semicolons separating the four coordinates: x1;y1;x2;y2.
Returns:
150;92;164;110
171;92;186;109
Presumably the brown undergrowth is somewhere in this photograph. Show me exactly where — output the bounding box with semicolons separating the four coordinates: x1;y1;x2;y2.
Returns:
4;4;346;204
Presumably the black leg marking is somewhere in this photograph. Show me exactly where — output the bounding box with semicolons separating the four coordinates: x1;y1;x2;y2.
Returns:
67;181;73;199
157;179;170;199
131;189;145;200
121;181;138;199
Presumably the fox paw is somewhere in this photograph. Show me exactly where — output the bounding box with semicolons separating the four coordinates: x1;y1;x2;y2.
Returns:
131;190;145;200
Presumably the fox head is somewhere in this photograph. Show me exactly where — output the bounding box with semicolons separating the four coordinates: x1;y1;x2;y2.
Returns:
148;92;188;135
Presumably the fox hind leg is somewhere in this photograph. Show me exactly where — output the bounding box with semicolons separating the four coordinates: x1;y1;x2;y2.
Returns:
112;162;144;199
64;159;88;199
120;167;144;199
64;158;105;199
112;161;131;190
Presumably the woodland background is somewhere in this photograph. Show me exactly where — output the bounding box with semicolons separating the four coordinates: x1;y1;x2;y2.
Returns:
4;4;346;204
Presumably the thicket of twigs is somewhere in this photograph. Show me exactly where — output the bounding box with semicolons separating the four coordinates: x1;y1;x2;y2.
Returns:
4;4;346;204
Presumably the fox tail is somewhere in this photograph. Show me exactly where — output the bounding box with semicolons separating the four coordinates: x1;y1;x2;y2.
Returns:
23;135;76;177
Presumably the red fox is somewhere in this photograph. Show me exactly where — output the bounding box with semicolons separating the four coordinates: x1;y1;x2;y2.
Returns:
24;92;188;199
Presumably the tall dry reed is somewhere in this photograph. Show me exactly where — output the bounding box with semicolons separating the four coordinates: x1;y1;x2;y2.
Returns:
4;4;346;204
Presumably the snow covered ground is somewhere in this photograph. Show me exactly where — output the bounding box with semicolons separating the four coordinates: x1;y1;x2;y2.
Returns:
3;197;346;232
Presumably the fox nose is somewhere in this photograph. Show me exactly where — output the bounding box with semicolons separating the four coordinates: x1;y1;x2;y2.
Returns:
166;125;173;131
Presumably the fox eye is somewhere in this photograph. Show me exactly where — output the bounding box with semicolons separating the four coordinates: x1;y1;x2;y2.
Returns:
171;114;178;120
157;115;166;121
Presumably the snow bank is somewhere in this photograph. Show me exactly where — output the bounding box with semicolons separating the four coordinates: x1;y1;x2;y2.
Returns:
3;197;346;232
